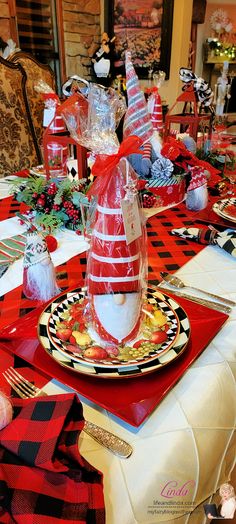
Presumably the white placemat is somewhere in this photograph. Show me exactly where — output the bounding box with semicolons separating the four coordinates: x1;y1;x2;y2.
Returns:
0;216;89;296
0;176;18;199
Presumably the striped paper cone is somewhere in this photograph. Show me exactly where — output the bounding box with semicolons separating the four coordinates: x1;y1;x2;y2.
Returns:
123;51;153;143
151;91;163;132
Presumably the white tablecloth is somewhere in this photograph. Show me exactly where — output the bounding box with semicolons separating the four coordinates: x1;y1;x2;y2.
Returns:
41;246;236;524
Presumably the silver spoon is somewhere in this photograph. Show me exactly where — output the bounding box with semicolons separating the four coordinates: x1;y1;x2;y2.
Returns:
160;272;236;307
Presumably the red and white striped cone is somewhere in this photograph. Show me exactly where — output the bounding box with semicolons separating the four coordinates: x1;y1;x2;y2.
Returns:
123;51;153;143
123;50;153;176
49;114;66;134
151;90;163;133
87;164;143;345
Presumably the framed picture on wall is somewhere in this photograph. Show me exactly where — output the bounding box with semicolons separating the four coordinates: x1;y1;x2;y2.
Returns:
104;0;174;80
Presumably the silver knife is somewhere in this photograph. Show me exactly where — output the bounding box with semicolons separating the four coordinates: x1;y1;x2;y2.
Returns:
149;284;231;315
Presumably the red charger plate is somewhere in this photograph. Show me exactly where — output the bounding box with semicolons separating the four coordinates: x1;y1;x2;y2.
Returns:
0;293;228;427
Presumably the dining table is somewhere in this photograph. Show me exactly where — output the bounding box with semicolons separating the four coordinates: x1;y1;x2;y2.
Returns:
0;173;235;524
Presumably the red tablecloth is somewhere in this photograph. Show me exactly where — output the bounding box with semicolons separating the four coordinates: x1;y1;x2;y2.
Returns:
0;297;228;426
0;196;206;331
0;192;230;426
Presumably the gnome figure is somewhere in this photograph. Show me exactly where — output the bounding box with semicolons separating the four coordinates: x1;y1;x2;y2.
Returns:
86;153;146;347
23;233;59;301
147;87;164;162
123;51;163;178
186;166;208;211
148;88;164;134
123;50;153;178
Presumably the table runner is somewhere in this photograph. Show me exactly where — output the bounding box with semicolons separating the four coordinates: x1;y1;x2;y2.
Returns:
0;289;228;426
0;196;206;331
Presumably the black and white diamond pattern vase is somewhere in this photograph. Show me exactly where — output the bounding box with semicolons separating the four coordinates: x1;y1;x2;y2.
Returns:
67;159;79;181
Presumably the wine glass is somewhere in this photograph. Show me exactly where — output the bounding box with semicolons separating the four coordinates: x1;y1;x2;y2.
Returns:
153;71;166;88
80;196;97;242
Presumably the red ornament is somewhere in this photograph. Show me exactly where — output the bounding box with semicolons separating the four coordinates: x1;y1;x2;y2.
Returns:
45;235;58;252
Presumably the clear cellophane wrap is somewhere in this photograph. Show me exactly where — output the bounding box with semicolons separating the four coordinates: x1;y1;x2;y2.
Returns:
60;84;148;347
34;80;60;108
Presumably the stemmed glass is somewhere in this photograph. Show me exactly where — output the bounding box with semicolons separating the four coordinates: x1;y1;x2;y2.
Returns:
153;71;166;88
80;196;97;243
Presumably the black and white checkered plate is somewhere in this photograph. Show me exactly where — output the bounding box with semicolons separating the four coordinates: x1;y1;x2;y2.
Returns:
46;290;179;368
38;287;190;379
213;198;236;223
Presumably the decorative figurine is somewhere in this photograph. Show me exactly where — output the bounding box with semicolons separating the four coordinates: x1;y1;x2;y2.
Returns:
214;61;231;116
23;232;59;301
91;33;115;87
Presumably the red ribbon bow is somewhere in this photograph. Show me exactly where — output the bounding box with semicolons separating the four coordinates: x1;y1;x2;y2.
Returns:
92;135;143;177
145;86;159;95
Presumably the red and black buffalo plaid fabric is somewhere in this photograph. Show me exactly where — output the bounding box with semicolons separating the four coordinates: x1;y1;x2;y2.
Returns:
0;393;105;523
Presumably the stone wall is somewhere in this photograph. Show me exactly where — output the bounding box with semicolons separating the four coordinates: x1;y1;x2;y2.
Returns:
0;0;101;81
63;0;101;80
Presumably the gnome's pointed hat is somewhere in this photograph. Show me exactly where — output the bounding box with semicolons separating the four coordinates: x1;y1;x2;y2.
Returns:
188;166;207;191
86;159;144;344
23;233;50;268
87;163;142;296
151;89;163;132
123;51;153;143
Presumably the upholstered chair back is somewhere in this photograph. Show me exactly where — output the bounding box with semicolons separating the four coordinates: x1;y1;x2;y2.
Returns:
9;51;56;160
0;56;39;177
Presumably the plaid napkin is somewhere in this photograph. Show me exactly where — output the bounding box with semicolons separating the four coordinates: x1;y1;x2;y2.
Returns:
0;234;27;277
0;393;105;523
171;226;236;257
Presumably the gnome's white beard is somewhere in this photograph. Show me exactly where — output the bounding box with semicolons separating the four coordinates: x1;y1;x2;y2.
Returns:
26;259;60;301
93;292;141;343
150;130;162;156
186;184;208;212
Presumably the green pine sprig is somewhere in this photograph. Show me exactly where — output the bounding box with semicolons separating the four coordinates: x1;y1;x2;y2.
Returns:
9;175;91;233
34;212;64;231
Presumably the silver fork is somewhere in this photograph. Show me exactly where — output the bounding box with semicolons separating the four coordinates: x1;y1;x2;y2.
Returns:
3;367;133;459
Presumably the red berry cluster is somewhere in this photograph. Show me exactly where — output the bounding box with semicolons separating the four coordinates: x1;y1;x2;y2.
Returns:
22;178;90;232
142;194;157;208
47;182;57;195
63;201;80;224
35;193;47;209
32;182;58;213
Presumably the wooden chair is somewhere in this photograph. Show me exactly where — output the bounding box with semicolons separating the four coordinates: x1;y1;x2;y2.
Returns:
0;56;39;177
9;51;56;162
